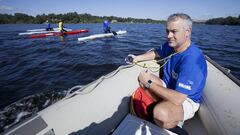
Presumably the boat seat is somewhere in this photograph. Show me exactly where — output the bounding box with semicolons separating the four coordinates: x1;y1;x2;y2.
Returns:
112;114;177;135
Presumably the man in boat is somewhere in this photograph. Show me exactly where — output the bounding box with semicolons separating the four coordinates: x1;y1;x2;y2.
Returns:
103;20;117;35
45;20;53;31
128;13;207;130
58;20;67;33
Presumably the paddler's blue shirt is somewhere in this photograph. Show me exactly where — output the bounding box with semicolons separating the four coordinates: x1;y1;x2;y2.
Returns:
103;21;111;33
156;42;207;103
47;22;51;28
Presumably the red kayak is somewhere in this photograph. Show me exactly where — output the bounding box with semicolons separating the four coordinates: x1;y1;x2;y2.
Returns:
30;29;89;38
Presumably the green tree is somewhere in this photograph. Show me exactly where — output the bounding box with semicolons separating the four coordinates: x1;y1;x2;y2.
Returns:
206;16;240;25
0;12;164;24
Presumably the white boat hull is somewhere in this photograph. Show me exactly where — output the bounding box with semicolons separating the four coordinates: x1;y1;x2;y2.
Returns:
26;28;69;32
78;30;127;41
19;28;72;35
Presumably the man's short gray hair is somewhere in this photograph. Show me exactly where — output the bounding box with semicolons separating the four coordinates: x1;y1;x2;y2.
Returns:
167;13;192;30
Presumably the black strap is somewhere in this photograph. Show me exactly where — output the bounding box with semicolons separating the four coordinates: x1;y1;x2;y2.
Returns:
112;31;117;35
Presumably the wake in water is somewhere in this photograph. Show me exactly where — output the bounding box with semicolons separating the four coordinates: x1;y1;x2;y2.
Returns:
0;90;69;133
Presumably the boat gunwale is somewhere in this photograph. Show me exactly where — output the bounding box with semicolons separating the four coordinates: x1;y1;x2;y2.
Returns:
205;55;240;86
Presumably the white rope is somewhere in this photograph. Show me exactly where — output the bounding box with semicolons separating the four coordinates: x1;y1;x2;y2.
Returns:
62;64;134;99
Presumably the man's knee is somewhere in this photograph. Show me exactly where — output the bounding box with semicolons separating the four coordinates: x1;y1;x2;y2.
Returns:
153;102;170;123
153;101;184;129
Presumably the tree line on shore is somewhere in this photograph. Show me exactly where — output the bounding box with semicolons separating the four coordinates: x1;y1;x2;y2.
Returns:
0;12;164;24
0;12;240;25
205;15;240;25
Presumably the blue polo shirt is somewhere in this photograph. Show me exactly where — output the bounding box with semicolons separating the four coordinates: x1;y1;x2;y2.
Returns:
156;42;207;103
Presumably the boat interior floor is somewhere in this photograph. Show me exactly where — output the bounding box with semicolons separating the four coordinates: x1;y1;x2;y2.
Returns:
184;113;208;135
113;113;208;135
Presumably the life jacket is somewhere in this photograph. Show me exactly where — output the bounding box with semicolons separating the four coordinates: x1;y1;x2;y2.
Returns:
130;87;161;121
58;21;63;30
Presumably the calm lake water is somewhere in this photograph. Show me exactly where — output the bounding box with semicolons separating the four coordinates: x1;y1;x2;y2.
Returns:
0;23;239;132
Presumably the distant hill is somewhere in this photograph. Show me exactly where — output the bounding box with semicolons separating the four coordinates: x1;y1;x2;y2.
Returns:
0;12;165;24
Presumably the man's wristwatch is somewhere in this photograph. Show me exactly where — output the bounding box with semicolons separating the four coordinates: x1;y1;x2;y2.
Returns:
145;80;152;89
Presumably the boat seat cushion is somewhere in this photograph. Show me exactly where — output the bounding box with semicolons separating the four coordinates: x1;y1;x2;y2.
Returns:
112;114;177;135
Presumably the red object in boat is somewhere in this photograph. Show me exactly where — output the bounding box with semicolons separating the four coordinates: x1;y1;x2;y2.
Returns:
30;29;89;38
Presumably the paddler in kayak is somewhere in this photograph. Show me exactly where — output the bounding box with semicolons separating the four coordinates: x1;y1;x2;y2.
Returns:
103;20;117;35
45;20;53;31
58;20;67;33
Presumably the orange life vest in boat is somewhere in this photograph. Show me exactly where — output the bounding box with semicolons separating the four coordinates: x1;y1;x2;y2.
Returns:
130;87;162;121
